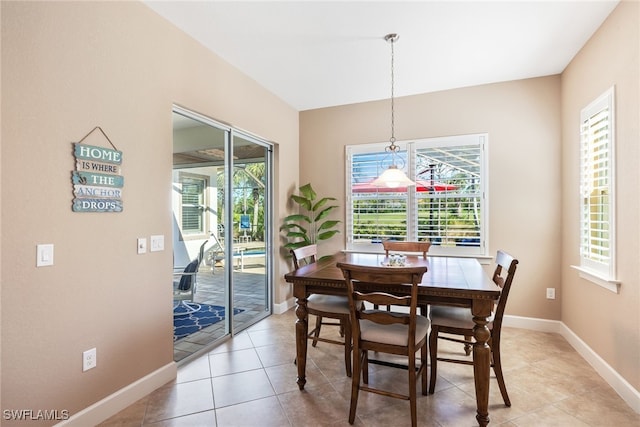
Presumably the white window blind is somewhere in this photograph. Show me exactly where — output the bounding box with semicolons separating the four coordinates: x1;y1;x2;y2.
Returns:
415;140;483;250
348;142;409;245
180;174;208;236
579;87;615;279
346;134;487;256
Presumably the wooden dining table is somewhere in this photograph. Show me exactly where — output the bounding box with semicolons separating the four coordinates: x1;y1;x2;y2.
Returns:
284;251;501;427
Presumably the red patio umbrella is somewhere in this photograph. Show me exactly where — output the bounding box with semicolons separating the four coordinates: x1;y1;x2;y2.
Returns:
352;179;457;193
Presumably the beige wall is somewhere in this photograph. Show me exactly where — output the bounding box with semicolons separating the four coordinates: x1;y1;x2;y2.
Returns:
560;0;640;391
1;0;298;422
300;76;563;321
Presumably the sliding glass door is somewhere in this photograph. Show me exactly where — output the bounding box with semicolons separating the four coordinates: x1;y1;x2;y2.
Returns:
172;106;272;362
229;132;271;330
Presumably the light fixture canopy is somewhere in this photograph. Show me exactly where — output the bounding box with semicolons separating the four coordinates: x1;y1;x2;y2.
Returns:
372;33;415;188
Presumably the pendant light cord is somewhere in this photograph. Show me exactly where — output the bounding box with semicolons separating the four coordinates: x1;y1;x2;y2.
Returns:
384;33;399;152
390;35;395;145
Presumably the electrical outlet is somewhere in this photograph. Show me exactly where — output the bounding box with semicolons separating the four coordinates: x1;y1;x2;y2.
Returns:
546;288;556;300
83;348;97;372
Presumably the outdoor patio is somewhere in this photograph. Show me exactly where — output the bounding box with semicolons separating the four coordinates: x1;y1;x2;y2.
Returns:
174;245;268;362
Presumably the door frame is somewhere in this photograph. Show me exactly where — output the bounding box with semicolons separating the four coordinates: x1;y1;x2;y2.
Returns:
172;104;274;353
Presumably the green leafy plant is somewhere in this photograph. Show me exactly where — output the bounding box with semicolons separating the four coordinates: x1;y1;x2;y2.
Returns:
281;183;340;254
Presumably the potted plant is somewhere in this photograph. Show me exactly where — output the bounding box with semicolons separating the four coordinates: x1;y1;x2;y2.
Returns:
281;183;340;259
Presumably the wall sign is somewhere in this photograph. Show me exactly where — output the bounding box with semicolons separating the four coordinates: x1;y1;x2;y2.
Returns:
71;127;124;212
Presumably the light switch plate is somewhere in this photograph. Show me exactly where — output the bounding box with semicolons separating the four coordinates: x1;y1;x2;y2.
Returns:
36;244;54;267
150;235;164;252
137;238;147;254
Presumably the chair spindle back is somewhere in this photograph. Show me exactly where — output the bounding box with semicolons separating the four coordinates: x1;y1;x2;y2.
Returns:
291;244;318;269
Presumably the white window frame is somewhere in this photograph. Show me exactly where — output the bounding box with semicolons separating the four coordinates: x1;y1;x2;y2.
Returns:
178;172;209;240
572;87;620;293
346;133;488;257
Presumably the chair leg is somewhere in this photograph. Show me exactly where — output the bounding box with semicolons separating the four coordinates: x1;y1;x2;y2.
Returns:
428;326;438;394
464;335;472;356
311;315;322;347
343;318;352;377
174;300;201;315
362;350;369;384
491;341;511;407
408;351;417;427
420;342;428;395
349;349;364;424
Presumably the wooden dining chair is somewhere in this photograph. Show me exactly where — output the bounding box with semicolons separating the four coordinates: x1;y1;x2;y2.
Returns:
291;244;353;377
380;240;431;314
337;262;429;427
382;240;431;258
428;250;519;406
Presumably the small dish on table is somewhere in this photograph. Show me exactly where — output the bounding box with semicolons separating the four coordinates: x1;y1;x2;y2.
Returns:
381;254;407;267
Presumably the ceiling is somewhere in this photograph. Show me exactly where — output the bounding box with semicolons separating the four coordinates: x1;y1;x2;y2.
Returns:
144;1;619;111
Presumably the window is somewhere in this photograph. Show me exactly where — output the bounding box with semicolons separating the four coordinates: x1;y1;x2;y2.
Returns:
346;133;487;256
577;87;617;286
179;173;208;237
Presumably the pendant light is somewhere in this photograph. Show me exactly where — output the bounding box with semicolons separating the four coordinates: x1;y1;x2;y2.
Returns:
371;33;415;189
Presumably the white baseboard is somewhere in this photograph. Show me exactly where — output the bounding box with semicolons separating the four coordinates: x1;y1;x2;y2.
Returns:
504;315;640;414
273;297;295;314
503;314;563;333
56;362;177;427
557;321;640;414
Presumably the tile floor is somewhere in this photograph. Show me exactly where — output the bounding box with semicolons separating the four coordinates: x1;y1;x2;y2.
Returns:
101;309;639;426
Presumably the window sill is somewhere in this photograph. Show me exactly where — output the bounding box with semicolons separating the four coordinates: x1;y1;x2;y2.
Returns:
571;265;620;294
181;234;209;241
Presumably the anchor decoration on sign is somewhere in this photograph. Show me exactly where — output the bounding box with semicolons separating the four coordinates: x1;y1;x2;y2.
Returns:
71;126;124;212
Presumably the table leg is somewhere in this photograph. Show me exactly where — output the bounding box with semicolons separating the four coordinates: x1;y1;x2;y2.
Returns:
472;300;493;426
295;295;309;390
